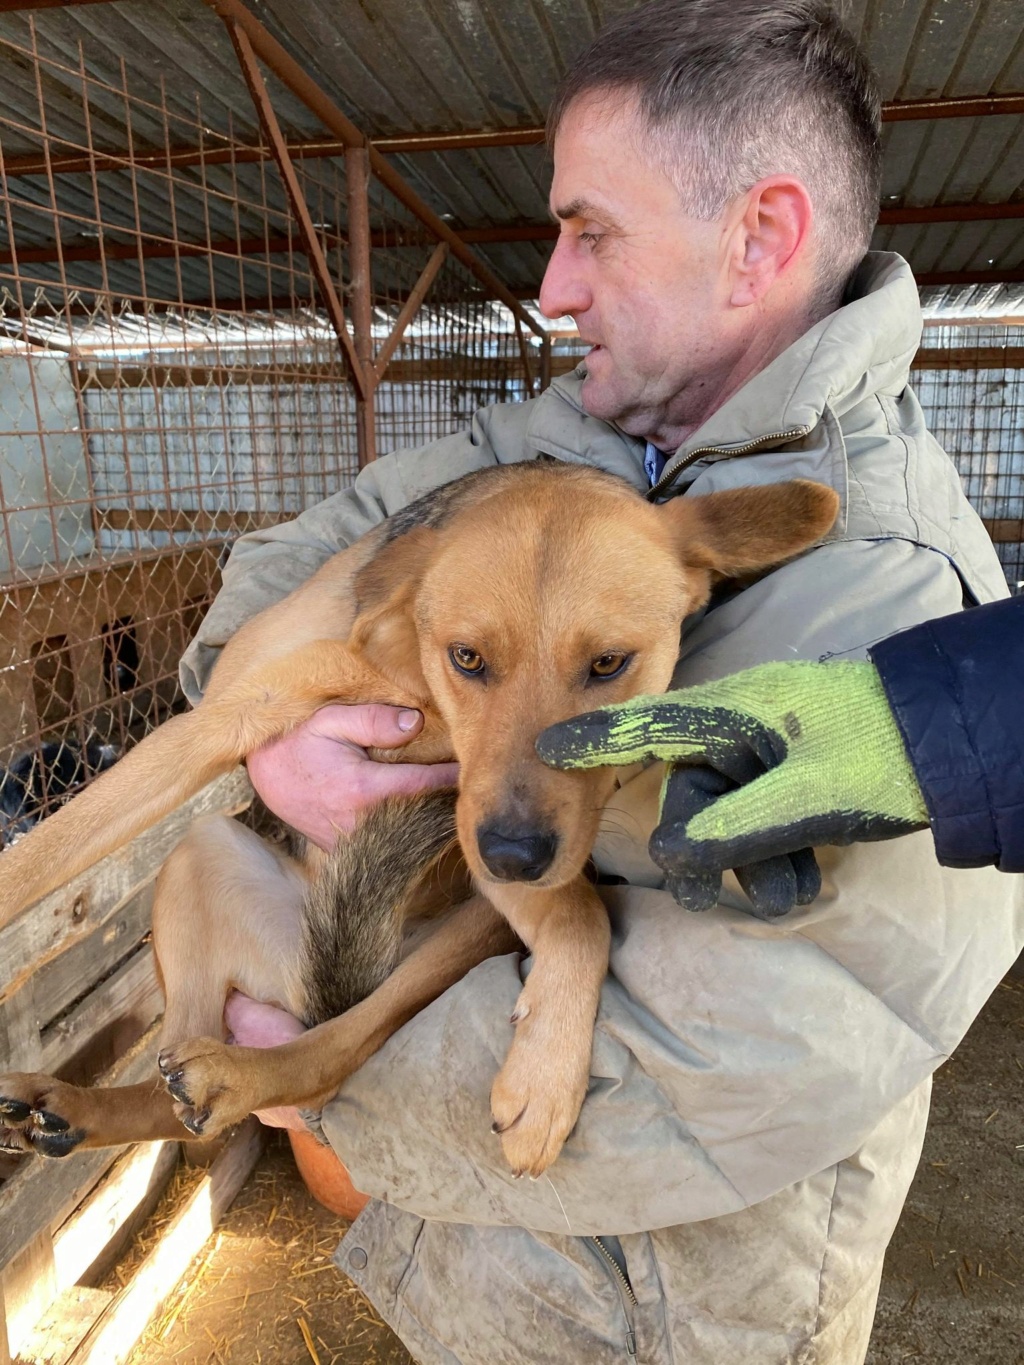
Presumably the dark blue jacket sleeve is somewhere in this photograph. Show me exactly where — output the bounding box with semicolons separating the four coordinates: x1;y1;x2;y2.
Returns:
869;597;1024;873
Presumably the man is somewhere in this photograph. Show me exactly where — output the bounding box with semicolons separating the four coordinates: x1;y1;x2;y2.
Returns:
181;3;1023;1361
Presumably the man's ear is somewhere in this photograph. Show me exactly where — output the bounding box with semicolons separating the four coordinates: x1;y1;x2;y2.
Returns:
347;527;436;701
725;176;814;308
662;479;839;578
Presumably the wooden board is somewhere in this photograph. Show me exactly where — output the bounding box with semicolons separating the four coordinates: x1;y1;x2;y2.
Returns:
51;1141;181;1290
68;1120;265;1365
0;767;252;1002
0;1025;164;1272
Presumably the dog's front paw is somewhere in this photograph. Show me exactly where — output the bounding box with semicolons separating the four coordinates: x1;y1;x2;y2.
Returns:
157;1039;256;1138
0;1074;87;1158
489;988;591;1179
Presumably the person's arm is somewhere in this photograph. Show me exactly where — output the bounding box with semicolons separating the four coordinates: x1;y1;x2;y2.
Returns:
317;539;1024;1233
870;594;1024;872
539;595;1024;896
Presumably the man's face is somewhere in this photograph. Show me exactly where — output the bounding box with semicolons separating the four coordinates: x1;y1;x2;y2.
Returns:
540;94;738;446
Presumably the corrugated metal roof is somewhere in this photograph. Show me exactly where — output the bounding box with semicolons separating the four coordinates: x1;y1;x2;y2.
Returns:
0;0;1021;314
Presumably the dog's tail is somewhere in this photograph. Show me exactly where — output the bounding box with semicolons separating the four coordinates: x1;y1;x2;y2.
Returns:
299;788;459;1025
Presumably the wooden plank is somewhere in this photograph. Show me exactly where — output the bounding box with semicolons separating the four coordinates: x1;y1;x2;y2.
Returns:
38;942;162;1077
0;768;252;997
51;1141;180;1290
0;1143;178;1362
2;1230;56;1358
16;1286;112;1365
29;887;155;1034
0;1025;163;1271
0;977;42;1074
911;347;1024;370
95;507;275;536
83;353;553;388
68;1119;264;1365
982;517;1024;545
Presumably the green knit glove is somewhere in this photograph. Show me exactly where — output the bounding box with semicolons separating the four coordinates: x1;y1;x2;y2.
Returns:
537;661;929;919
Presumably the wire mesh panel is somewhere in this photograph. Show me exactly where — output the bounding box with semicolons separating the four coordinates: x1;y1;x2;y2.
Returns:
0;20;534;840
915;325;1024;594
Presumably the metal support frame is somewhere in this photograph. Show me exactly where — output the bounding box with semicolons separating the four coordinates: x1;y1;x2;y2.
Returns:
375;242;448;377
6;198;1024;275
202;0;545;352
4;93;1024;178
345;144;377;466
225;17;368;399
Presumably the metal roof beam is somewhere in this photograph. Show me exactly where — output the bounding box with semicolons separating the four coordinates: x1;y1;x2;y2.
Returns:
3;94;1023;181
4;197;1023;267
0;1;114;11
915;267;1024;286
201;0;544;338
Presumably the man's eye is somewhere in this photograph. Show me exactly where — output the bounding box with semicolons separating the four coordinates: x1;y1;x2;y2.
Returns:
449;645;485;677
579;231;603;247
589;652;630;680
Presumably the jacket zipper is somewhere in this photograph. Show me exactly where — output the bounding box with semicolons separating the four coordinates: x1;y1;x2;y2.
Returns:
646;426;812;501
591;1236;639;1359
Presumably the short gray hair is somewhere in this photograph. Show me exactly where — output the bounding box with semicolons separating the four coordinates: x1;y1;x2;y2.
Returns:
548;0;882;314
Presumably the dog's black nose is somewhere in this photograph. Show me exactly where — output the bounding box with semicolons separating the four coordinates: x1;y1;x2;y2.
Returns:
476;827;558;882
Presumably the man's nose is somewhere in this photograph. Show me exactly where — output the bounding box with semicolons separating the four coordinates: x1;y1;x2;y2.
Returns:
476;825;559;882
538;235;591;320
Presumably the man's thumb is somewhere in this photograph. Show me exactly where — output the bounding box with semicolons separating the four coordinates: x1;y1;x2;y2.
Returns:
311;702;423;750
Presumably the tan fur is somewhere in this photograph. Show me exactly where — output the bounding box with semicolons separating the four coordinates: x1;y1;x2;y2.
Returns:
0;466;838;1177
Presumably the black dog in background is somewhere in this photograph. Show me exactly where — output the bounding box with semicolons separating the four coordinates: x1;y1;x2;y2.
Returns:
0;739;120;847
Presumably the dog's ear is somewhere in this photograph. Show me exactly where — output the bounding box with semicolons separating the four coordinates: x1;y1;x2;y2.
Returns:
661;479;839;578
348;527;436;701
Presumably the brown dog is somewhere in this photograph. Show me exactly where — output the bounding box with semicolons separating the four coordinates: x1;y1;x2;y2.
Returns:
0;462;838;1177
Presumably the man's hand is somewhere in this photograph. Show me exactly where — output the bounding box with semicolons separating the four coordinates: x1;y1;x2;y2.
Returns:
537;660;929;918
247;703;460;851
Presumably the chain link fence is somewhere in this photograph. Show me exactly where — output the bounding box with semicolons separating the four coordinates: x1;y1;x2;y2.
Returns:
0;22;533;841
915;324;1024;593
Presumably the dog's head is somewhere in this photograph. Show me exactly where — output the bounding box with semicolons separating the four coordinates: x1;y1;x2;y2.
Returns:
350;464;838;890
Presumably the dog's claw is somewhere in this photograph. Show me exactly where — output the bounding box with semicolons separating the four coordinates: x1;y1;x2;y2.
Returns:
0;1098;32;1123
180;1107;210;1136
490;1105;526;1137
31;1127;85;1158
166;1076;193;1106
35;1109;70;1133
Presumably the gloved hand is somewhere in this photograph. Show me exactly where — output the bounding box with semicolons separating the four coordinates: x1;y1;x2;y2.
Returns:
537;661;929;919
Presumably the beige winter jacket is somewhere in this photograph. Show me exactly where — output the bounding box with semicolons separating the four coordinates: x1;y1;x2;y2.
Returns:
181;254;1024;1365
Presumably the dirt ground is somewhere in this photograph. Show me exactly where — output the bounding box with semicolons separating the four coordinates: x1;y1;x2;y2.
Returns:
125;976;1023;1365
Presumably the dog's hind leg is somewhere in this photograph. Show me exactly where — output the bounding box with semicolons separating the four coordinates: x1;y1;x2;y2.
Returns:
0;815;308;1157
155;889;518;1138
156;791;515;1136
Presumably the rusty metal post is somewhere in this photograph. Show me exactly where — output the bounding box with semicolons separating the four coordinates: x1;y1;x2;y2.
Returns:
224;18;367;398
346;145;377;466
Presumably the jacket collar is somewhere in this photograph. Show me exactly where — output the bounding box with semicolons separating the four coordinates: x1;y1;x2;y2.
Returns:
526;252;922;497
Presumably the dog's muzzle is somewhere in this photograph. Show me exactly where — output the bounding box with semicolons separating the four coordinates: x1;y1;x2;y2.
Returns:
476;826;558;882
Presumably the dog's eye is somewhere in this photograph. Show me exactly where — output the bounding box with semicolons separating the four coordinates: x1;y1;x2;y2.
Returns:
449;645;485;677
589;652;630;680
